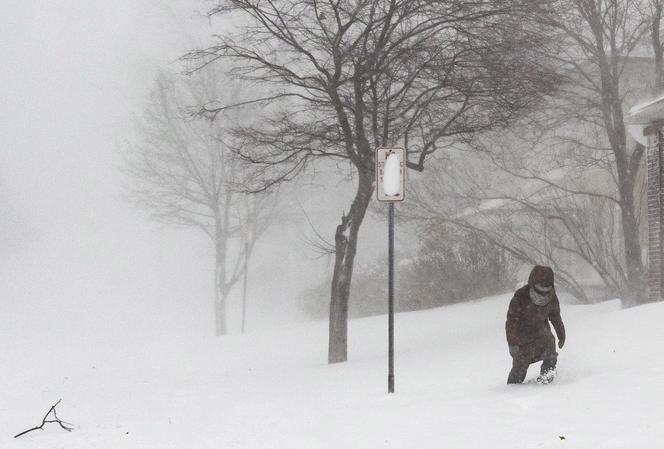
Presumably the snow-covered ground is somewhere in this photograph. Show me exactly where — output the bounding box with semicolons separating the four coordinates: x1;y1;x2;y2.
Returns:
2;294;663;449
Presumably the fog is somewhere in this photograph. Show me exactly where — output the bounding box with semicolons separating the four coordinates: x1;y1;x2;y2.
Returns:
0;0;389;342
3;2;663;447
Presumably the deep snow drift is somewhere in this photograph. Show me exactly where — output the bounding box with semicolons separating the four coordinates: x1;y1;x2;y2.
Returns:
2;294;662;449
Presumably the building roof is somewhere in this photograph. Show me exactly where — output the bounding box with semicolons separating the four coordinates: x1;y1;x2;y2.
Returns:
628;93;664;123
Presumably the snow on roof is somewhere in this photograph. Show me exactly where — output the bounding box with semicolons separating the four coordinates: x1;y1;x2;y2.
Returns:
456;198;512;220
628;92;664;123
455;164;613;220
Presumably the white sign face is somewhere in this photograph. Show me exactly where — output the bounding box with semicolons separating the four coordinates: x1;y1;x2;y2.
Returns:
376;147;405;202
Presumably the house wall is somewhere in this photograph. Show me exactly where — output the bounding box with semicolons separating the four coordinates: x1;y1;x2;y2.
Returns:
647;128;664;302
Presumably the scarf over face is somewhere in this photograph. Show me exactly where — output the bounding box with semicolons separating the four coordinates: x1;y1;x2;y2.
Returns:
530;284;553;306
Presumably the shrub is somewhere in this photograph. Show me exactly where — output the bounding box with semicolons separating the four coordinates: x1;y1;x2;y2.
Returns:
296;223;517;319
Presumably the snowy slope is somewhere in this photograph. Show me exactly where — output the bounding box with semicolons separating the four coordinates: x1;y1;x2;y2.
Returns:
2;295;663;449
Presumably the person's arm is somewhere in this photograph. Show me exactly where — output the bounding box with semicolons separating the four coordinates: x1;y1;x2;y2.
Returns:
549;293;566;348
505;295;522;353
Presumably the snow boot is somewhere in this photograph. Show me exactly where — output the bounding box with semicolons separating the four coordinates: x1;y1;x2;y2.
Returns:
537;368;556;384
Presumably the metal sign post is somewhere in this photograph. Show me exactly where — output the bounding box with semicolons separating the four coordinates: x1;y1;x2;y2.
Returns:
388;201;395;393
375;148;405;394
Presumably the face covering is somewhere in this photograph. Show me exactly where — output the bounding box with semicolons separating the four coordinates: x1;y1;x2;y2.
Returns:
530;283;553;306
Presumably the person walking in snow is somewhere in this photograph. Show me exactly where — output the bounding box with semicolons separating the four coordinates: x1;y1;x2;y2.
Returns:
505;265;566;384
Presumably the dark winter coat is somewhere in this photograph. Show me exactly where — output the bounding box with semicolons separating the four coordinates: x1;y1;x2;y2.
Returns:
505;266;566;349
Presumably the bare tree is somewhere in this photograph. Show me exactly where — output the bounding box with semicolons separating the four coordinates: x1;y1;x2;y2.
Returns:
123;70;274;335
406;134;632;303
529;0;656;305
649;0;664;89
407;0;664;305
183;0;559;362
238;192;273;333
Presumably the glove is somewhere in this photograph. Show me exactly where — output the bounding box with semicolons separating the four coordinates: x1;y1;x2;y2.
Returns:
558;337;565;349
509;345;519;357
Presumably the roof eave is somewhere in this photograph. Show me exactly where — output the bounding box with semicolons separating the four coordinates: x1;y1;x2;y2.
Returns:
628;95;664;124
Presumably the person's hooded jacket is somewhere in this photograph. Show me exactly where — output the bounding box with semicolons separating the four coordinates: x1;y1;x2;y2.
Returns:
505;265;566;349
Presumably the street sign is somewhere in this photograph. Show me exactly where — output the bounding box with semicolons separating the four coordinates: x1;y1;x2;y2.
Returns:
376;148;405;202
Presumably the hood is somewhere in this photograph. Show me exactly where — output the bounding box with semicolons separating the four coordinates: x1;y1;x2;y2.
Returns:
528;265;554;288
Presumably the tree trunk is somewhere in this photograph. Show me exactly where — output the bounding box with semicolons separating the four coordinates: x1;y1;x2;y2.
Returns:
241;239;249;334
596;58;646;306
214;207;229;336
653;2;664;91
215;295;227;335
620;189;645;307
328;170;374;363
215;250;228;336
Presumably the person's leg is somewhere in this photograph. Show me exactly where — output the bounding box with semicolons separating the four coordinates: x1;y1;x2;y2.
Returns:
508;351;532;384
539;333;558;374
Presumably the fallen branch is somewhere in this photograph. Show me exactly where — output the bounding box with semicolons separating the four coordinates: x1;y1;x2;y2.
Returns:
14;399;74;438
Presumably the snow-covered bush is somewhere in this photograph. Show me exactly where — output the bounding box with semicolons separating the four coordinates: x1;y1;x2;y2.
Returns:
297;223;517;319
